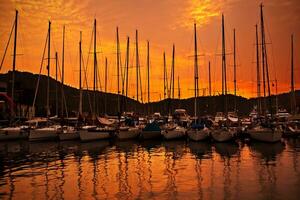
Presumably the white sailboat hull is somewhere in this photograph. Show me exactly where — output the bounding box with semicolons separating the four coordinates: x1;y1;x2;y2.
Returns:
0;128;28;140
162;127;186;140
187;128;209;141
116;128;140;140
248;128;282;142
59;131;80;141
29;128;59;141
79;130;110;142
211;128;234;142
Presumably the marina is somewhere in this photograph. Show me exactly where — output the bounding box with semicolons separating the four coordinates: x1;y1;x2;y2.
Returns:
0;0;300;199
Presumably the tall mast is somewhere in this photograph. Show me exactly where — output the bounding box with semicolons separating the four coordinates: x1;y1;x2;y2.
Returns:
147;40;150;114
147;41;150;104
208;61;211;97
135;30;139;102
61;25;65;118
11;10;18;117
194;22;199;119
116;27;120;115
178;75;180;100
125;37;129;103
105;57;108;114
79;31;83;116
233;28;237;113
55;52;58;116
172;44;175;99
222;14;227;115
255;24;261;116
93;19;97;117
290;34;296;115
260;3;272;117
163;52;168;99
260;4;267;115
46;21;51;118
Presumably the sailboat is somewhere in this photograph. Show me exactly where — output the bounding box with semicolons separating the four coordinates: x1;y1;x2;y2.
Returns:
59;28;80;141
79;19;111;142
0;10;30;140
248;4;282;142
116;30;141;140
162;44;186;140
187;22;210;141
281;35;300;138
211;14;235;142
139;39;162;139
29;21;61;141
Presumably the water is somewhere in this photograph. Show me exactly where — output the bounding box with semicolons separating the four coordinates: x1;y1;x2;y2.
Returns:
0;138;300;200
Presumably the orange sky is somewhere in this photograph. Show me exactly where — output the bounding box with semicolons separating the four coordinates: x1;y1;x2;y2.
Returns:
0;0;299;102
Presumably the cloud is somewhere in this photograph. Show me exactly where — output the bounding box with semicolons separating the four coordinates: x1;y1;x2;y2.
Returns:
175;0;225;29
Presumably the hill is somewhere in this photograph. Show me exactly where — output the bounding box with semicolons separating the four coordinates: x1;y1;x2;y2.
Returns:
0;71;299;117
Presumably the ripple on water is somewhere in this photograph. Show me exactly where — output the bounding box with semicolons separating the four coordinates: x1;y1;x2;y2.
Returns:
0;139;300;199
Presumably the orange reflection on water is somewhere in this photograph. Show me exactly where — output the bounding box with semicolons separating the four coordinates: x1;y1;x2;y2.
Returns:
0;139;300;199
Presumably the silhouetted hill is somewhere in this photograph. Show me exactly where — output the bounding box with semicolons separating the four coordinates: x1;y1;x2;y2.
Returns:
0;71;299;117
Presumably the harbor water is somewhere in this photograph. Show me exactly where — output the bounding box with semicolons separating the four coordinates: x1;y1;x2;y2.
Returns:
0;138;300;199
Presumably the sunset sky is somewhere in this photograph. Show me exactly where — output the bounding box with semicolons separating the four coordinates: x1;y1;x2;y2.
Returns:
0;0;299;102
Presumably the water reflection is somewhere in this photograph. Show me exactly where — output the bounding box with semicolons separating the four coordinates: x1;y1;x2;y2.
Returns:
0;139;300;199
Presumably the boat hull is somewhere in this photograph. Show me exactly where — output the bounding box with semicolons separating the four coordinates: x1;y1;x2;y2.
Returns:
29;129;58;141
0;128;28;140
187;128;209;141
116;128;140;140
248;128;282;142
59;131;80;141
79;130;110;142
211;129;234;142
140;131;161;140
162;128;186;140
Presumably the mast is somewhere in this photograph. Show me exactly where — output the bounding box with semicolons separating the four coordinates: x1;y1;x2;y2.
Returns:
147;41;150;104
93;19;97;118
11;10;18;117
136;30;139;102
172;44;175;99
125;36;129;109
208;61;211;97
116;27;120;115
290;34;296;115
255;24;261;116
260;3;272;117
163;52;168;99
147;40;150;114
178;76;180;100
61;25;65;118
105;57;108;114
233;28;237;113
55;52;58;116
260;4;267;115
221;14;227;115
79;31;83;116
194;22;199;119
46;21;51;118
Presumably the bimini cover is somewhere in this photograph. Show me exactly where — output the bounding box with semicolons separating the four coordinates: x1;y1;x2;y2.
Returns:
98;117;115;126
191;122;204;130
143;122;161;132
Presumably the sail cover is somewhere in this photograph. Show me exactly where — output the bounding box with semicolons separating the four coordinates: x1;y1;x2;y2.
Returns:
97;117;115;126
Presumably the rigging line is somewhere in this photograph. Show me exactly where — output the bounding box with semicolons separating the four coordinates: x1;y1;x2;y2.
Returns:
85;22;94;90
0;21;15;71
81;50;93;114
32;30;49;109
56;56;69;118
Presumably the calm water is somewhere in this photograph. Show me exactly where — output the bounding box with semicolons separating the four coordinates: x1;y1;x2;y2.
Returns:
0;138;300;200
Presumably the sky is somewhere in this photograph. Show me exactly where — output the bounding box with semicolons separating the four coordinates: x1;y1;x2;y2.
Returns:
0;0;299;102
